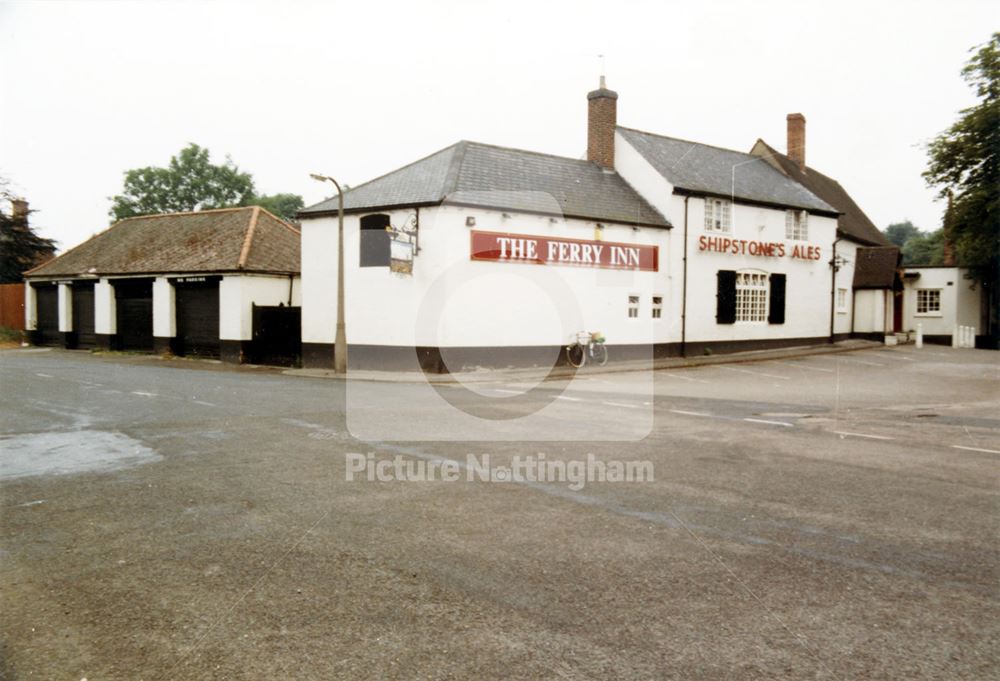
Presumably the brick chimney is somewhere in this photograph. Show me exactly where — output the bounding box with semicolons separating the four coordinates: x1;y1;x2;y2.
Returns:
786;113;806;171
10;199;29;221
587;76;618;169
942;190;956;266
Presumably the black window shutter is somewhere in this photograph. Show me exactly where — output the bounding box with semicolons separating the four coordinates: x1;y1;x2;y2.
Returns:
716;270;737;324
769;273;786;324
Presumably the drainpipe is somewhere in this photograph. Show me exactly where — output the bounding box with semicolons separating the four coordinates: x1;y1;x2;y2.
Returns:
829;237;842;343
287;274;294;306
681;196;690;357
850;289;856;338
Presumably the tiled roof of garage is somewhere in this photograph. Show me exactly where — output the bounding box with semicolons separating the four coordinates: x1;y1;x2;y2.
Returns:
853;247;901;289
26;207;300;277
299;140;671;228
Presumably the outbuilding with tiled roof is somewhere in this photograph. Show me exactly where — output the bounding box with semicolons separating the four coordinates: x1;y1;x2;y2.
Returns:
25;207;302;365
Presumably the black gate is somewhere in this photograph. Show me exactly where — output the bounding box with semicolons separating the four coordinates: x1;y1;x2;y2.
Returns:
34;283;60;346
251;304;301;367
114;279;153;351
72;282;96;349
174;277;220;358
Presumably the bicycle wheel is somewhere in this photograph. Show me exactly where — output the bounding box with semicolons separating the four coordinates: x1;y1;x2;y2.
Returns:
566;343;586;368
591;343;608;366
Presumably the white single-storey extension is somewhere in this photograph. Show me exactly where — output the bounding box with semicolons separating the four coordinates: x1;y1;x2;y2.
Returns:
901;266;986;346
25;207;303;365
298;80;897;371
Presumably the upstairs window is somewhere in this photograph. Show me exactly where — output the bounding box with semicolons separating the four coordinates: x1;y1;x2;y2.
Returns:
785;210;809;240
837;288;848;312
360;214;391;267
704;198;731;233
651;296;663;319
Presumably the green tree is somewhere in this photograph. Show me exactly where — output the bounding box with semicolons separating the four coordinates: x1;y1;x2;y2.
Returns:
108;144;304;224
884;220;922;248
924;32;1000;343
902;229;944;266
251;193;305;223
0;182;57;284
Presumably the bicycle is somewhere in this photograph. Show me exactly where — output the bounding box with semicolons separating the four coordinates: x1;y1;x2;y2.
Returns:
566;331;608;368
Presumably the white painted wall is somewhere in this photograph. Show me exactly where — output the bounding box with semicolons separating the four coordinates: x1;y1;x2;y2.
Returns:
57;284;72;332
833;239;857;336
902;267;982;336
220;274;301;341
24;283;36;330
853;289;889;334
95;278;116;335
679;196;839;343
153;277;175;338
301;205;671;348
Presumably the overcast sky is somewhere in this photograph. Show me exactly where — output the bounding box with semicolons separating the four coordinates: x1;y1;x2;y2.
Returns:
1;0;995;252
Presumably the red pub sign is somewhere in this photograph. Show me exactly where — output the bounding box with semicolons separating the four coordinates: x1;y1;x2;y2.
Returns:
470;230;658;272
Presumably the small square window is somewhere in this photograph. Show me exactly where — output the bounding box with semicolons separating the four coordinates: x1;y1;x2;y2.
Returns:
916;289;941;314
652;295;663;319
628;295;639;319
837;288;847;312
704;198;731;233
785;210;808;240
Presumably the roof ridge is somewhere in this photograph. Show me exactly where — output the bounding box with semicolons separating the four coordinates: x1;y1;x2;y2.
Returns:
253;205;300;235
237;206;261;269
460;139;614;167
618;125;760;160
116;205;254;223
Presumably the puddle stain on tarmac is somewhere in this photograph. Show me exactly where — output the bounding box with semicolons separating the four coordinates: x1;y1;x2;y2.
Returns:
0;430;161;481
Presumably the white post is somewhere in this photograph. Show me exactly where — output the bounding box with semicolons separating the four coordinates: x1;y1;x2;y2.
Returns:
952;325;960;348
916;323;923;349
970;326;977;348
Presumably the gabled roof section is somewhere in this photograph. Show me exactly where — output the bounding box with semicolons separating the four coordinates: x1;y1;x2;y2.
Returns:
853;246;901;289
26;206;300;278
617;126;837;214
299;140;670;228
750;139;890;246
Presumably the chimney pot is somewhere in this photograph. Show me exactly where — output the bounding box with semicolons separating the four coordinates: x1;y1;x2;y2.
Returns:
786;113;806;171
587;79;618;169
10;199;29;220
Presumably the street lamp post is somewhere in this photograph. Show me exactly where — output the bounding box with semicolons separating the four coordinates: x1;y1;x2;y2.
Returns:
310;173;347;374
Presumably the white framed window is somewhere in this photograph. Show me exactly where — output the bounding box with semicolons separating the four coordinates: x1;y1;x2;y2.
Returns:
627;295;639;319
837;288;848;312
916;289;941;315
785;210;809;240
651;295;663;319
704;198;731;233
736;271;769;322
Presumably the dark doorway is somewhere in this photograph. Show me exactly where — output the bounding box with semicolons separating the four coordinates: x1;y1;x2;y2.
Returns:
34;283;60;346
114;279;154;351
72;282;96;349
251;304;301;367
893;289;903;333
174;277;220;358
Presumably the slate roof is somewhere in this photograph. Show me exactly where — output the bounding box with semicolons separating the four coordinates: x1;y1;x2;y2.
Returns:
26;207;300;278
852;246;901;289
617;127;837;214
750;140;891;246
299;141;670;228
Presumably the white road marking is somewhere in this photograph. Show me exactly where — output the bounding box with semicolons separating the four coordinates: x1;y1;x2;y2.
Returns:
877;353;914;361
718;366;790;380
833;431;895;441
494;388;524;395
555;395;582;402
603;401;640;409
660;372;709;384
16;499;46;507
815;355;884;367
34;373;54;378
131;391;158;397
744;418;793;427
668;409;712;417
193;400;217;407
772;361;835;373
952;445;1000;455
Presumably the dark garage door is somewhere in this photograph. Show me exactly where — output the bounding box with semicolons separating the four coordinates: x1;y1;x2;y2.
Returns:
115;279;153;351
72;282;96;349
34;284;60;346
174;278;220;358
251;304;301;367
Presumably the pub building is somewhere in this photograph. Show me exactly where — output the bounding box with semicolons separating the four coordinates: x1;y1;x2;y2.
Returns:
299;79;897;371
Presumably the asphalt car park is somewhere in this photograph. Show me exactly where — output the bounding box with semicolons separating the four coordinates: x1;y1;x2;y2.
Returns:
0;346;997;680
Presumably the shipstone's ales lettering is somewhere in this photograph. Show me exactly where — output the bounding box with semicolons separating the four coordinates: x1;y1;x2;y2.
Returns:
698;235;820;260
471;230;658;272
